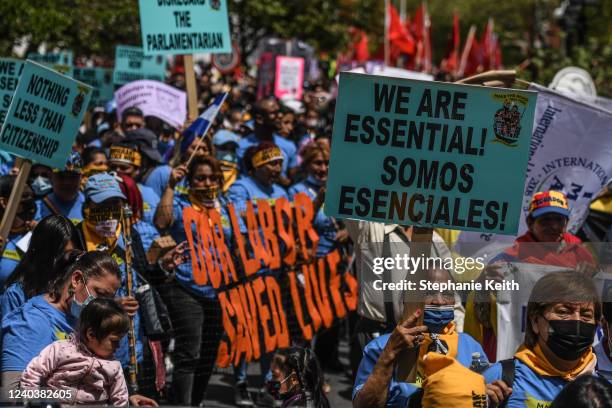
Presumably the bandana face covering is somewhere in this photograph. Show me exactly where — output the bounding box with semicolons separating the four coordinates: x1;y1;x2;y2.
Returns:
189;186;218;208
83;206;123;250
94;219;119;238
424;305;455;334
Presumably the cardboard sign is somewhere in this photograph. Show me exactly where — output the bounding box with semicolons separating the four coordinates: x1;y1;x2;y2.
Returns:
138;0;231;55
113;45;166;85
114;80;186;129
0;58;25;128
274;56;304;101
26;51;74;77
0;61;92;168
183;192;357;366
325;72;537;235
73;67;114;108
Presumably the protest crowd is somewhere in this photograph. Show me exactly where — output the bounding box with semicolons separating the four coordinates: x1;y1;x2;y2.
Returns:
0;1;612;408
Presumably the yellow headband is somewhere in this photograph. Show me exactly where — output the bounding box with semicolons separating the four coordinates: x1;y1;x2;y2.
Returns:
252;147;283;168
109;146;142;167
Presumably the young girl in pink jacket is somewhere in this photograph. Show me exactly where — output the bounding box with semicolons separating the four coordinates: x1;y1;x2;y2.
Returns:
21;297;130;406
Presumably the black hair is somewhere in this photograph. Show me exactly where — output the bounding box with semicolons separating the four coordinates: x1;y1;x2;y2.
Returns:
121;106;144;123
82;146;107;166
4;215;78;298
550;375;612;408
273;347;330;408
0;175;16;199
49;250;121;301
78;298;129;342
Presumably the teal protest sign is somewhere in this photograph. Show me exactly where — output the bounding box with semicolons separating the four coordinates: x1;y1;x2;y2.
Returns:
0;61;92;168
325;73;538;235
113;45;166;85
73;67;114;108
26;50;74;77
138;0;231;55
0;58;25;128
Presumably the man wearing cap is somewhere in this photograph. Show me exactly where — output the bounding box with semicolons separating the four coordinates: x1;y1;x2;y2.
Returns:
212;129;240;192
34;152;85;225
464;190;596;361
74;173;186;391
108;142;161;253
236;97;298;187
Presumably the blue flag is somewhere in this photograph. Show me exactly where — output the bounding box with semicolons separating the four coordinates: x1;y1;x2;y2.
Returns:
180;92;228;153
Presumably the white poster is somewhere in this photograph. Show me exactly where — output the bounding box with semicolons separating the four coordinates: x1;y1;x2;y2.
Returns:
115;80;186;129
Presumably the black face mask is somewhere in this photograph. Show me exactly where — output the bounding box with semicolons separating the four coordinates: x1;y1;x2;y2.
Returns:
546;319;596;361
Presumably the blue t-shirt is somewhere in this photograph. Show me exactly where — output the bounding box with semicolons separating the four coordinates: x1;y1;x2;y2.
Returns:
143;165;189;200
227;176;288;234
170;194;232;298
353;332;487;408
133;183;160;253
0;233;23;292
483;358;569;407
35;192;85;224
143;165;171;199
1;282;25;320
288;180;337;257
1;295;74;371
236;133;298;177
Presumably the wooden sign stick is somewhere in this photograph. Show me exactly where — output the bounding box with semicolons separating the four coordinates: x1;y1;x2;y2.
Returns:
0;160;32;252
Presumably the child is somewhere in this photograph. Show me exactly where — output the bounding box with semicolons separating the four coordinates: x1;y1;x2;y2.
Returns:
21;298;130;406
268;347;330;408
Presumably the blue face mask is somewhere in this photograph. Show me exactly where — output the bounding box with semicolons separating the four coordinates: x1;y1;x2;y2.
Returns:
31;176;52;196
70;282;95;319
306;175;324;187
216;149;238;164
423;305;454;333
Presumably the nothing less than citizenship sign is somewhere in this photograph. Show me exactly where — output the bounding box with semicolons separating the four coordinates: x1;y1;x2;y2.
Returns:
0;61;92;168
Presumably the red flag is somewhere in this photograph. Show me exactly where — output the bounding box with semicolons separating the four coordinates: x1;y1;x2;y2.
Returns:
492;34;502;69
481;18;494;70
349;27;369;62
465;36;482;77
388;3;415;59
441;11;460;74
410;2;432;73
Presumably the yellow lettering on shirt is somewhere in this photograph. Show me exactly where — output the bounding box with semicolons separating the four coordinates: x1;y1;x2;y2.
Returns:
54;328;68;340
525;393;551;408
111;252;125;266
3;249;21;262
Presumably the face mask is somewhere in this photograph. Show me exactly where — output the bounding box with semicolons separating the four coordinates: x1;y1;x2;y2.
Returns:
94;219;119;238
31;176;52;196
423;305;455;334
266;374;294;400
216;149;238;165
70;282;95;319
306;175;324;187
189;186;218;208
546;319;596;360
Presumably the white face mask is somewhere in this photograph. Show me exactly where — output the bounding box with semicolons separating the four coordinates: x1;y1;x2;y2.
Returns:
94;219;119;238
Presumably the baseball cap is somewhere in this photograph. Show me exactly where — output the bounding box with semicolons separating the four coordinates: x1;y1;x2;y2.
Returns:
213;129;240;146
125;128;162;163
528;190;570;218
84;173;127;204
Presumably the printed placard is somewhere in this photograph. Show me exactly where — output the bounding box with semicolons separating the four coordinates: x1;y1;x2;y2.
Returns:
113;45;166;85
325;72;538;235
0;58;25;128
0;61;92;168
138;0;231;55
